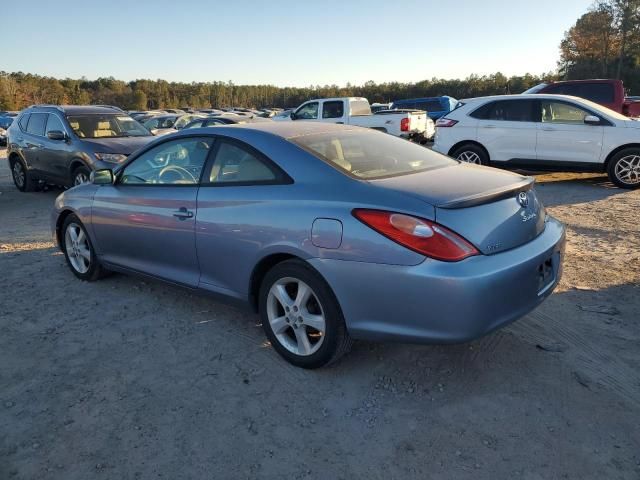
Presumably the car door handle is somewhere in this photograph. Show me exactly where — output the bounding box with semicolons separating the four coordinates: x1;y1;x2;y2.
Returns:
481;124;497;129
541;127;556;131
173;207;194;220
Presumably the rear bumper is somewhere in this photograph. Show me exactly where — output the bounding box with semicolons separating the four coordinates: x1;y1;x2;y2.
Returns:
309;217;565;344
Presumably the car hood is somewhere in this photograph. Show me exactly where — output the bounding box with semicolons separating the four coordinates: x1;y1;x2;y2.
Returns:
80;136;154;154
370;163;545;255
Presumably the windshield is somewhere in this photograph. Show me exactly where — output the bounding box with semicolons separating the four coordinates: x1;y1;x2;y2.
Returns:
67;114;150;138
291;130;456;179
522;83;549;94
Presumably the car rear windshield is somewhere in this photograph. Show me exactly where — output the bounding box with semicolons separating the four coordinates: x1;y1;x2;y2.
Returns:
66;114;150;139
291;130;456;179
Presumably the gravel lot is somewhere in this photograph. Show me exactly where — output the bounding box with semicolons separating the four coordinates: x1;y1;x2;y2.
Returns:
1;148;639;480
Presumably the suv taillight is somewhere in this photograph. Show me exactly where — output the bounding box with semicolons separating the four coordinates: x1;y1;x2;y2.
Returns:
400;117;410;131
352;209;478;262
436;118;458;127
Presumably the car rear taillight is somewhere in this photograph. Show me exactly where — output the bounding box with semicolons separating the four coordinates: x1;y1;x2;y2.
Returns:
435;118;458;127
400;117;410;131
352;209;479;262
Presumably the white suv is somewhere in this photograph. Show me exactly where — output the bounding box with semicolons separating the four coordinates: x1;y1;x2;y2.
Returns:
432;94;640;189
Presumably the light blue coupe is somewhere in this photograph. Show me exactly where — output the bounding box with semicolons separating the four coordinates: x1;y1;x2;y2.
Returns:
51;122;565;368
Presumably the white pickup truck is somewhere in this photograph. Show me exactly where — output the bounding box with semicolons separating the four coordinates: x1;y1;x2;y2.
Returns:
277;97;429;142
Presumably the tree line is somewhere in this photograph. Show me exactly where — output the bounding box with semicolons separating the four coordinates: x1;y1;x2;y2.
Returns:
1;0;638;112
0;72;555;112
560;0;640;91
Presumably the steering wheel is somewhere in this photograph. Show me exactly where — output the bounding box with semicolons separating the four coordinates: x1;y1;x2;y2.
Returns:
158;165;197;183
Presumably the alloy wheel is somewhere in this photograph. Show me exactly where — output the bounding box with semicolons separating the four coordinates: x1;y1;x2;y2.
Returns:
614;155;640;185
64;223;91;274
12;162;25;188
74;171;89;186
266;277;326;356
457;151;482;164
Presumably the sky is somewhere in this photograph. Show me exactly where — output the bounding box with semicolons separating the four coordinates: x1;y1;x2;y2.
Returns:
4;0;594;87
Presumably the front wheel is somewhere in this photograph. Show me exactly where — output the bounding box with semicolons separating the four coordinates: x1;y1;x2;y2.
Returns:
259;259;352;369
72;165;91;187
10;157;36;192
607;149;640;189
61;214;108;281
451;144;489;165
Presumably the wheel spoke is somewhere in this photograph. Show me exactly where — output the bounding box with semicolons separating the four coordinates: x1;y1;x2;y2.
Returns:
300;311;325;332
77;229;86;245
273;284;294;308
78;246;91;260
294;282;312;308
270;316;289;334
68;227;78;242
294;327;312;355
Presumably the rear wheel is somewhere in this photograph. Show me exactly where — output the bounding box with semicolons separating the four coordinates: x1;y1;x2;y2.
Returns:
451;143;489;165
607;148;640;189
10;156;36;192
72;165;91;187
259;259;352;369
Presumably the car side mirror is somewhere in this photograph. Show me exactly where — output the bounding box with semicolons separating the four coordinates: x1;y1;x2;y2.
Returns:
290;111;297;120
47;130;67;141
91;169;114;185
584;115;601;125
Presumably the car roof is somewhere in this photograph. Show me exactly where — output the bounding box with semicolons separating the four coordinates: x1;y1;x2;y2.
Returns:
27;105;125;115
179;121;362;140
461;93;589;103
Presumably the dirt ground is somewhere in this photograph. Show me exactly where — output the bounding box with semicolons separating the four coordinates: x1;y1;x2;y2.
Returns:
1;148;639;480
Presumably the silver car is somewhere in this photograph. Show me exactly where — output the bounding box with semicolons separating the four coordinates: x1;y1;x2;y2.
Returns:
51;123;565;368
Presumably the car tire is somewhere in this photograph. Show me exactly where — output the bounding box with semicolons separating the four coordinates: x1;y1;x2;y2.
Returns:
10;156;36;192
61;214;108;281
71;165;91;187
259;259;353;369
607;148;640;189
451;143;489;165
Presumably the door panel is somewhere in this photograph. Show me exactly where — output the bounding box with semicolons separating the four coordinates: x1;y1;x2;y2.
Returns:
477;120;537;162
536;100;604;164
475;100;538;162
42;114;73;183
92;186;200;286
90;136;214;286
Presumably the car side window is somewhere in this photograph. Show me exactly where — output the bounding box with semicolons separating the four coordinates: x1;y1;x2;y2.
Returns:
295;102;319;120
120;137;213;185
18;113;31;131
208;141;278;184
322;101;344;119
541;101;590;125
45;114;65;134
26;113;48;136
484;100;535;122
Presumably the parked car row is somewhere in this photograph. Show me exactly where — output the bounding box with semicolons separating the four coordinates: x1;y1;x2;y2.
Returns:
0;111;18;146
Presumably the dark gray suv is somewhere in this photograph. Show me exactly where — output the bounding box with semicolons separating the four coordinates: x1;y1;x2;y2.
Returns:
7;105;154;191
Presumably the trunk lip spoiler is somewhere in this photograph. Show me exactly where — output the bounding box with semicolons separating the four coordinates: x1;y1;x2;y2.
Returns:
436;176;535;209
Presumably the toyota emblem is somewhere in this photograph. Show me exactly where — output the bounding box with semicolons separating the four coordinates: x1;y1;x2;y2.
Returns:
517;192;529;208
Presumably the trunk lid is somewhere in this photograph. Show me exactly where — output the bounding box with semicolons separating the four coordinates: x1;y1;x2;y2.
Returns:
371;163;546;255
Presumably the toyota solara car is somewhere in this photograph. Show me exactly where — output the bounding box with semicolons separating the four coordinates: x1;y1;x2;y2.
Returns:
51;122;565;368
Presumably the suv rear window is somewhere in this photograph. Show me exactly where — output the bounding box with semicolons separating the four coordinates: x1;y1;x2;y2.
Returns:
18;113;30;130
26;113;47;136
